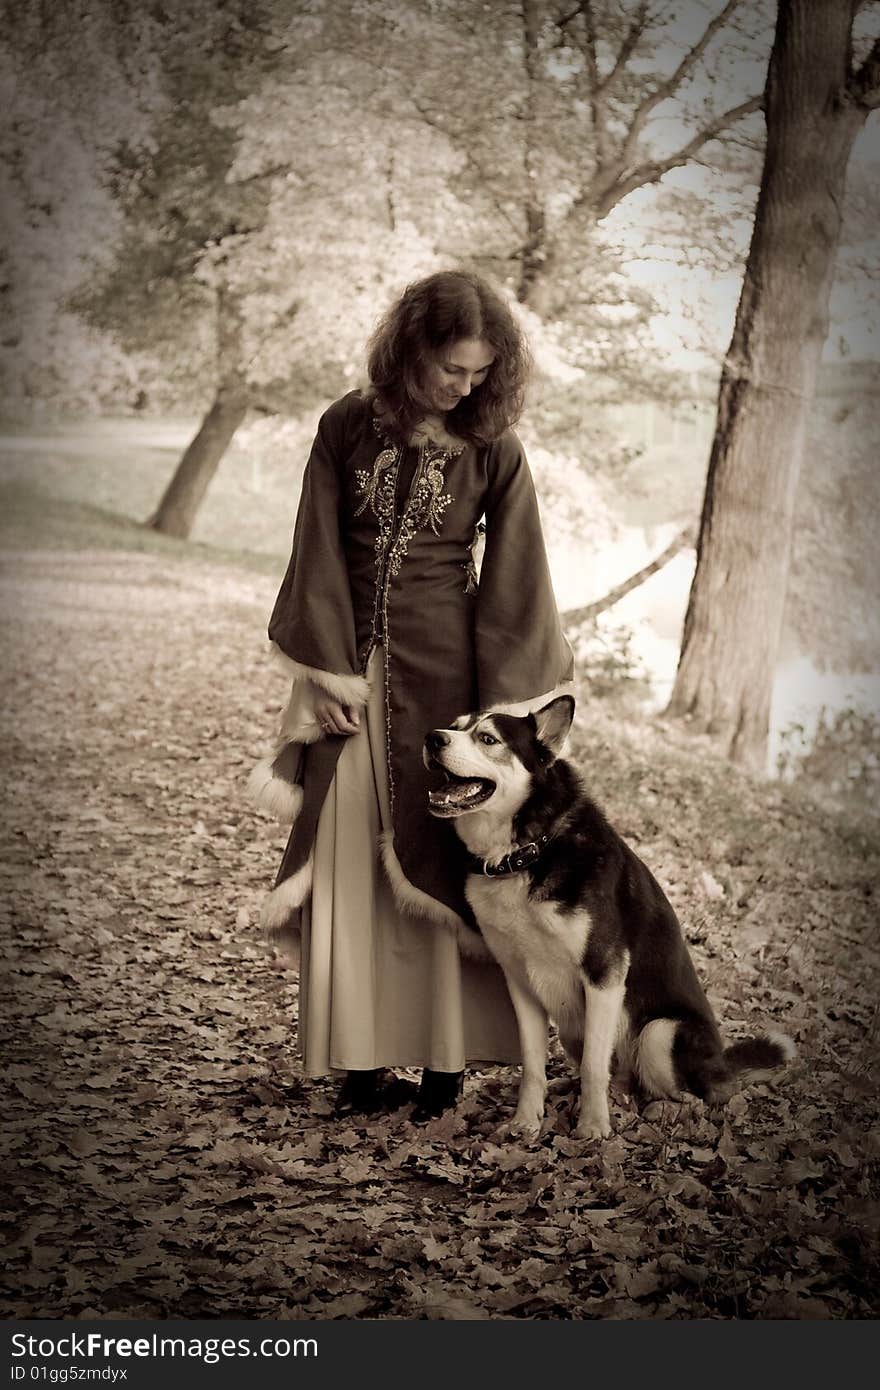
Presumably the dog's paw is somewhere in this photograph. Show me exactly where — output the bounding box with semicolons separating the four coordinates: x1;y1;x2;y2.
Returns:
574;1113;612;1142
499;1111;543;1143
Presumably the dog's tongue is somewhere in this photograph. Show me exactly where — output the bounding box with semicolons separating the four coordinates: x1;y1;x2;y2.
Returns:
429;780;485;808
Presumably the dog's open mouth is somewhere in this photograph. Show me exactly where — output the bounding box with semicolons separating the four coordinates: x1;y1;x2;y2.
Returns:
427;769;495;817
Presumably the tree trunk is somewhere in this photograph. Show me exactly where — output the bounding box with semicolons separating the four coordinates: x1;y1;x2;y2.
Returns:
517;0;548;305
148;388;248;539
665;0;869;772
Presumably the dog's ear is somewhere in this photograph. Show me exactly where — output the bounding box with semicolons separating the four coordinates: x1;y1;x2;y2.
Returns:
532;695;575;759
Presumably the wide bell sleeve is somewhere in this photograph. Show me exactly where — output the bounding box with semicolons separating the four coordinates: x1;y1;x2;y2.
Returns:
475;431;574;710
248;398;370;826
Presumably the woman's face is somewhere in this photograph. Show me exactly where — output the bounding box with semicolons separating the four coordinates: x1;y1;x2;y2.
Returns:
421;337;495;414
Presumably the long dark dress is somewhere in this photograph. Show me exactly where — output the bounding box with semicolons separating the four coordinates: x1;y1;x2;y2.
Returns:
250;390;573;1069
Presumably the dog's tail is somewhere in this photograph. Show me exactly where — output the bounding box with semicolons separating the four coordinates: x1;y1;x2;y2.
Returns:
713;1030;796;1099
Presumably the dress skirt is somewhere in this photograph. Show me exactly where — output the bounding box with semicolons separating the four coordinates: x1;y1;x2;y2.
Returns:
298;646;521;1077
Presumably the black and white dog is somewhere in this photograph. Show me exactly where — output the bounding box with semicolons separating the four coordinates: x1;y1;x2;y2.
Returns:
424;696;794;1140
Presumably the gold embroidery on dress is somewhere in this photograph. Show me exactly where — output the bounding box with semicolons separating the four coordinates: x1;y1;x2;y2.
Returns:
385;443;456;577
357;419;464;814
354;445;398;519
356;422;462;574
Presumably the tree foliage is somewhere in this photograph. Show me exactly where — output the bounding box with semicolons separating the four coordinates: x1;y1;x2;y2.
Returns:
6;1;780;420
0;0;159;411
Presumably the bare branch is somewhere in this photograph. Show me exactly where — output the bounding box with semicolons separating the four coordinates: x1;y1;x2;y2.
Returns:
592;94;763;219
654;0;745;96
233;162;291;187
579;1;610;167
518;0;549;298
596;0;651;96
562;526;696;626
617;0;746;171
555;4;581;29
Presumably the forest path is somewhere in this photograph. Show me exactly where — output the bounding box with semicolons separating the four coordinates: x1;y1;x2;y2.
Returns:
1;547;877;1319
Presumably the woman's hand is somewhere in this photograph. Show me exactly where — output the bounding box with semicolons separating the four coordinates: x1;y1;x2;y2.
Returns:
314;696;361;737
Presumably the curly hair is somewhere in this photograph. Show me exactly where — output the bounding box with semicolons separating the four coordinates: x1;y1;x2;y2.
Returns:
365;270;531;446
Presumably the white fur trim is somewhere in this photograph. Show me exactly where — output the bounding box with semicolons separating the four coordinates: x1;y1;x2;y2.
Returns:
246;756;304;824
270;643;370;707
260;858;313;937
378;830;462;929
487;680;575;719
278;682;323;746
410;418;464;451
272;926;301;972
378;830;493;962
281;715;322;745
371;398;464;451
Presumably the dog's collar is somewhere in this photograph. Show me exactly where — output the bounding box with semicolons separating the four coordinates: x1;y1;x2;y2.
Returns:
467;834;552;878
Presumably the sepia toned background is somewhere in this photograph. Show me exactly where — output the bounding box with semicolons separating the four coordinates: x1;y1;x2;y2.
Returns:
1;0;878;1320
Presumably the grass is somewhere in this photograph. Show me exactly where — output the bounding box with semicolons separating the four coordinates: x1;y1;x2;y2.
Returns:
0;417;293;575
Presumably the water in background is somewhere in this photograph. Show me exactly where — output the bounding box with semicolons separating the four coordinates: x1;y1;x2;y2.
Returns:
549;524;880;779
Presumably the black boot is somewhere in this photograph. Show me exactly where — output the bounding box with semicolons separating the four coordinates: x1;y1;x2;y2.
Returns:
412;1068;464;1123
334;1068;383;1117
334;1068;419;1117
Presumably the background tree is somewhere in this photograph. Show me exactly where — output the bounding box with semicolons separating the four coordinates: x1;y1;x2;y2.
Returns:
0;0;159;413
74;2;484;536
70;1;303;537
785;362;880;677
666;0;880;771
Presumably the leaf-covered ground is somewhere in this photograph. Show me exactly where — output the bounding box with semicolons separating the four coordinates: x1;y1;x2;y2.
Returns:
1;544;878;1320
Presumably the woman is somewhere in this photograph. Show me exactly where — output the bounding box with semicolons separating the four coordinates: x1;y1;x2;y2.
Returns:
250;269;573;1120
